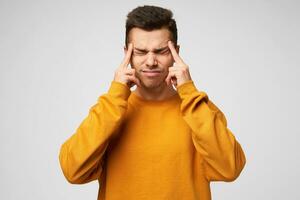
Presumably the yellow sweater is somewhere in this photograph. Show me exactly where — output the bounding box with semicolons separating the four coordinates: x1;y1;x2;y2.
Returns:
59;80;246;200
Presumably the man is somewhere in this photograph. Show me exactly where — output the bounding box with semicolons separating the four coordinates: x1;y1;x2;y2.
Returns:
59;5;246;200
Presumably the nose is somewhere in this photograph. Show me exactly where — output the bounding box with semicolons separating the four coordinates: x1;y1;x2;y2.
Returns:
145;52;158;67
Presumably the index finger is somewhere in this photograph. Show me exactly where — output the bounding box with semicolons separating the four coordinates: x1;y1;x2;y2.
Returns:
120;43;133;68
168;41;184;64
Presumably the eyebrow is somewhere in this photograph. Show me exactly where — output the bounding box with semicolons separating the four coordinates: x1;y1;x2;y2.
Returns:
134;46;169;53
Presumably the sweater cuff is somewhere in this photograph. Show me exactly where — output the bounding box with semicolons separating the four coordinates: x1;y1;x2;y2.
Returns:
177;80;208;101
107;81;131;100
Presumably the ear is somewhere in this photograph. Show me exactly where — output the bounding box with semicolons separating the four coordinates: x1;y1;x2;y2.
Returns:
124;46;127;55
175;45;180;54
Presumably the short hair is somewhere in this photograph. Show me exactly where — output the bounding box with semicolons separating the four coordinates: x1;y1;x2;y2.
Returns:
125;5;178;47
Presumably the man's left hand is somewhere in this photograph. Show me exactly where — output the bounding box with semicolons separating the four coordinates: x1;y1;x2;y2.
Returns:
165;41;192;87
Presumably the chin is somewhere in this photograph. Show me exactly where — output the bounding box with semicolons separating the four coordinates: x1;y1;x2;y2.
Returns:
141;80;165;89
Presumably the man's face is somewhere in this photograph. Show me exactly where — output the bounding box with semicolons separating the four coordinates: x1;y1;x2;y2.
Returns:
125;27;179;89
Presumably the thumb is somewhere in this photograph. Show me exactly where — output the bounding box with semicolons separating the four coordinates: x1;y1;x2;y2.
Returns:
165;72;173;86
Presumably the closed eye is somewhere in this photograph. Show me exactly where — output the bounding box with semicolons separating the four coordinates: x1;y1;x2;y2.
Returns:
159;49;170;55
134;51;147;56
133;47;170;56
153;47;170;55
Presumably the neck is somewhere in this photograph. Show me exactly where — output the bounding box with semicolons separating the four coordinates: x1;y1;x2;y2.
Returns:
133;83;177;101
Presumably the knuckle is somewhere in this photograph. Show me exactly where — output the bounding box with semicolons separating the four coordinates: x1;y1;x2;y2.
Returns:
182;66;189;71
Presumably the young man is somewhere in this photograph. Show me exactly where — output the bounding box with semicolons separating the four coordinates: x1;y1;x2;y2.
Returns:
59;5;246;200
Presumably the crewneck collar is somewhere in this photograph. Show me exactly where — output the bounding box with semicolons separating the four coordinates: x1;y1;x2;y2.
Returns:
129;91;180;106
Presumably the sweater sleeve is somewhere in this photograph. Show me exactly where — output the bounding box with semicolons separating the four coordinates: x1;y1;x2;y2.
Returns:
59;81;131;184
177;80;246;182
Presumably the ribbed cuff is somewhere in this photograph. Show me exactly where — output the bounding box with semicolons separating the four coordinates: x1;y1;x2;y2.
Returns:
177;80;198;95
107;81;131;100
177;80;208;101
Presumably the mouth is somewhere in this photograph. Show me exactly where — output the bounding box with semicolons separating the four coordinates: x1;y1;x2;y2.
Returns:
141;70;162;77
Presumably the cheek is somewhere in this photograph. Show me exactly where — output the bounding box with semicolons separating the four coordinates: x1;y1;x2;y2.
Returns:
131;56;144;69
158;55;174;67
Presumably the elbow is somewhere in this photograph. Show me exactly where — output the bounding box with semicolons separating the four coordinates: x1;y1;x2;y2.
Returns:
222;168;243;182
224;140;247;182
60;168;79;184
59;148;101;184
59;157;85;184
59;145;83;184
64;172;84;184
61;165;102;184
224;153;247;182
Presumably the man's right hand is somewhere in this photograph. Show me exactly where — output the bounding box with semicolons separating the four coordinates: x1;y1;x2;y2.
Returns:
113;43;141;88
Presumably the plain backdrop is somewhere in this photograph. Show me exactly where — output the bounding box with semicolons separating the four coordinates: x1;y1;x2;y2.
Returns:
1;0;299;199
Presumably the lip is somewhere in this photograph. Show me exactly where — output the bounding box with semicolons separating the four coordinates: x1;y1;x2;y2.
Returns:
142;70;161;77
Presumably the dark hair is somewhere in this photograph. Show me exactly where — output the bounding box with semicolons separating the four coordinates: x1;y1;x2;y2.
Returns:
125;5;177;47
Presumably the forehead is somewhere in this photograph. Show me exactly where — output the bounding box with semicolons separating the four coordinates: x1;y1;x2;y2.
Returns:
129;27;171;50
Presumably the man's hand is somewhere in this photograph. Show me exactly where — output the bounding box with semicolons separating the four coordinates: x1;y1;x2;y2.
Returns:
165;41;192;87
114;43;141;88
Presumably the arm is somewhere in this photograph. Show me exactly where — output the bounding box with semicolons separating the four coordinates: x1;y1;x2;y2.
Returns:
59;81;130;184
177;81;246;182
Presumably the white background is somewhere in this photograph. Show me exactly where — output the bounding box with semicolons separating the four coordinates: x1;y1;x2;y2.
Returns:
1;0;299;199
